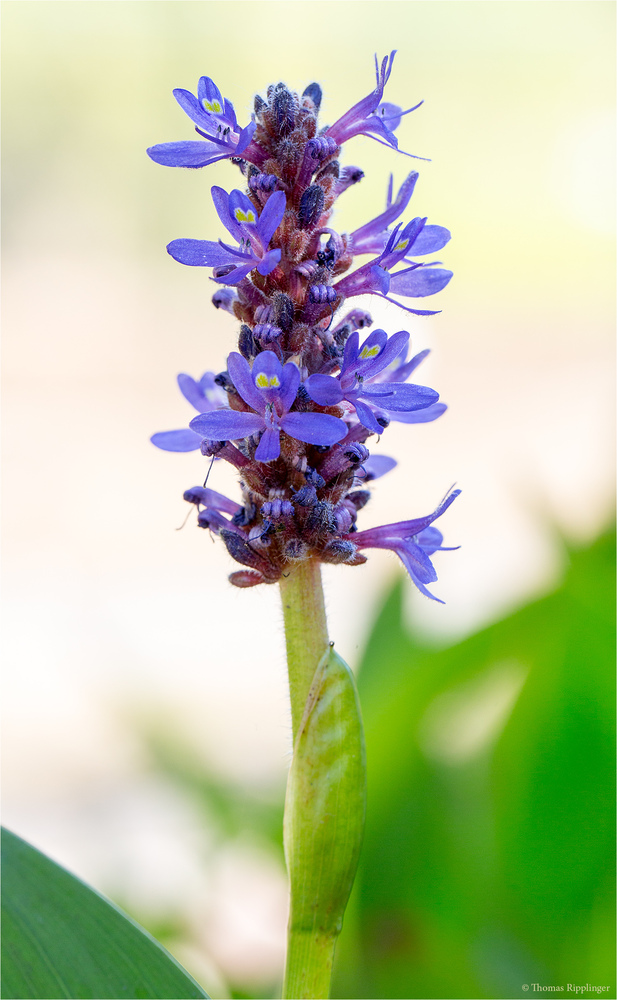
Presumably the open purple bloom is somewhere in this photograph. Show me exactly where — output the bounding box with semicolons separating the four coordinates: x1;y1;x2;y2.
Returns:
348;489;461;602
326;52;423;156
305;329;439;434
335;218;453;316
189;352;348;462
147;76;264;170
350;171;451;260
167;187;285;286
151;372;228;452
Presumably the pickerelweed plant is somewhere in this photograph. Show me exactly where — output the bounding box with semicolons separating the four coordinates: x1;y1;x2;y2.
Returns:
149;52;459;1000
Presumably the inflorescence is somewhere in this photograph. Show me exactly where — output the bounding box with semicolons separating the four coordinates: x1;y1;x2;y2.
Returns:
149;52;460;602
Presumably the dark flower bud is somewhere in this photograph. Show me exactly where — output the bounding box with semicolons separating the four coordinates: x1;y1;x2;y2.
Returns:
321;539;358;564
214;370;235;393
262;499;294;519
284;539;308;560
254;323;282;343
212;288;238;313
333;505;353;533
298;184;325;230
200;439;226;456
254;94;267;115
272;292;295;332
307;500;337;532
346;490;371;511
248;172;279;193
238;324;258;360
316;245;336;269
232;501;256;527
308;284;336;304
293;485;317;507
302;82;322;111
273;85;295;135
305;467;326;489
220;529;269;572
345;443;370;466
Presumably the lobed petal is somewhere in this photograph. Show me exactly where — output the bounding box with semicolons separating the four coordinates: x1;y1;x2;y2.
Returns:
280;411;348;447
147;141;227;168
389;267;453;297
255;427;281;462
150;428;203;452
305;374;345;407
189;409;265;440
227;352;266;413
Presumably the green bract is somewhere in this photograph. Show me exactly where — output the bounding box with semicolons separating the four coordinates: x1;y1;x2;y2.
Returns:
283;645;367;999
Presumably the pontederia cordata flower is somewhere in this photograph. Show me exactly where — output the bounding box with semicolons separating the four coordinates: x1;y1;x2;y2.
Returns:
149;48;459;598
148;49;461;1000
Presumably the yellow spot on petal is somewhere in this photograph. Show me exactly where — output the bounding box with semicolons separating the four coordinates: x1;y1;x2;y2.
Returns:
255;373;269;388
393;238;409;253
203;99;223;114
268;375;280;387
234;207;257;224
359;345;380;360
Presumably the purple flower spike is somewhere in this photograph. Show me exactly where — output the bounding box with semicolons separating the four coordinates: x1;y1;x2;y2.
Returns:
147;75;264;170
167;187;286;286
349;489;461;602
190;353;348;463
149;61;457;588
305;329;438;434
151;372;228;452
326;52;424;157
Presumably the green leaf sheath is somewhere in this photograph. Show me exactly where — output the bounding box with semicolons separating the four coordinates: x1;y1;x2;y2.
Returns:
280;561;367;1000
1;827;210;1000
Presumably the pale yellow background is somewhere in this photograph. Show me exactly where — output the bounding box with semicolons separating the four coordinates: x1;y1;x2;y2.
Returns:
2;1;615;994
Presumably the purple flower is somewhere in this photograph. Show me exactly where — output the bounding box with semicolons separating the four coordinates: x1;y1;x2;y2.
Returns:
167;187;285;286
348;489;461;602
189;352;348;462
349;171;451;259
305;329;439;434
335;218;453;316
326;52;423;156
151;372;227;452
369;345;448;426
147;76;265;170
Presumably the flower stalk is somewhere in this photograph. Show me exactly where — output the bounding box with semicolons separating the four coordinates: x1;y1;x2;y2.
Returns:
148;51;460;998
280;566;366;998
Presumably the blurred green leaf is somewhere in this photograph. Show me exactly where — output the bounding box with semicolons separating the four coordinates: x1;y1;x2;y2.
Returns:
333;529;616;1000
141;728;284;855
1;827;210;1000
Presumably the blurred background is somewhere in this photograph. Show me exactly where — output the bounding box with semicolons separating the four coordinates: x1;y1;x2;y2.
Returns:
2;2;615;997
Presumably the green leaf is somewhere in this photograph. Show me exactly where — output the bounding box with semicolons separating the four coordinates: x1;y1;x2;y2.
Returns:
332;529;616;1000
283;644;367;998
1;827;210;1000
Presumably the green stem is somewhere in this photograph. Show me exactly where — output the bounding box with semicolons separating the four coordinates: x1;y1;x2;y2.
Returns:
279;559;334;999
279;558;329;741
